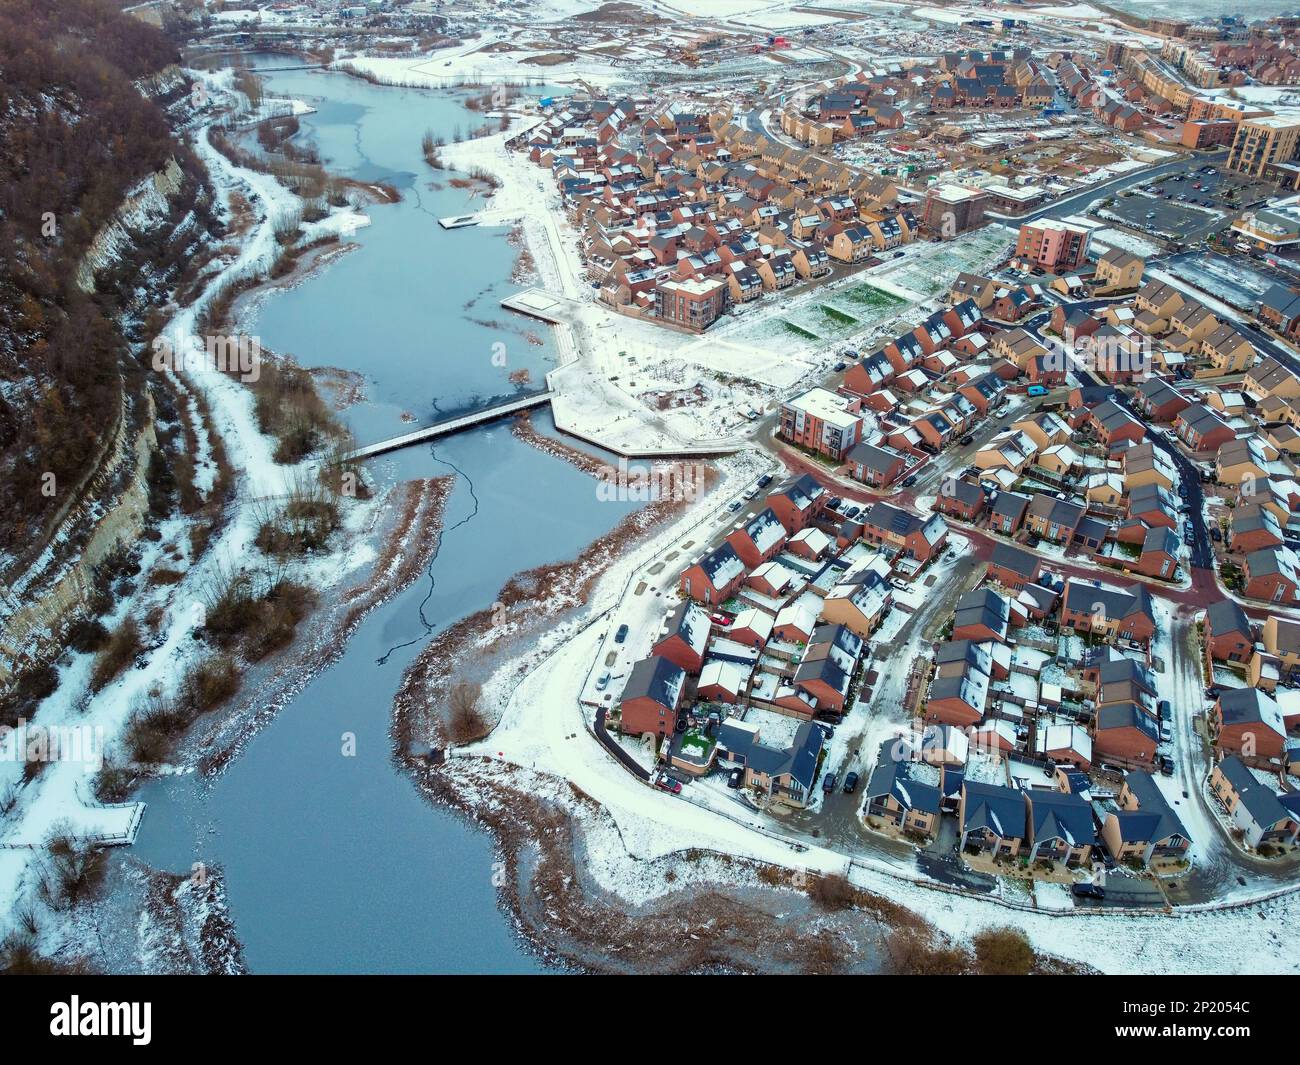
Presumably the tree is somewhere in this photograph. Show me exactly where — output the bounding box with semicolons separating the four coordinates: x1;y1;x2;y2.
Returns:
448;680;488;744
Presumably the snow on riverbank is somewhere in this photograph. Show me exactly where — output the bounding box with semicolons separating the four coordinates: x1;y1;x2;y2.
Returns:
0;80;382;941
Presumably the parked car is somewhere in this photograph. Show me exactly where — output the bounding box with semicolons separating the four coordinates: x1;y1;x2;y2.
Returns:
596;672;611;691
727;767;744;790
614;624;629;644
959;434;974;446
828;496;843;510
757;474;773;489
727;500;742;512
834;361;848;372
822;772;838;794
1071;882;1105;901
710;613;732;627
655;773;682;794
1158;699;1171;721
901;475;917;487
1210;527;1222;542
1160;756;1176;777
842;771;859;794
890;577;909;591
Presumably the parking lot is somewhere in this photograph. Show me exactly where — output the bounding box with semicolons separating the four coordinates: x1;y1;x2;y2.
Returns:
1100;189;1221;243
1094;164;1272;243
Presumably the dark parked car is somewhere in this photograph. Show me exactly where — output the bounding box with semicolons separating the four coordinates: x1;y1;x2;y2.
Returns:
757;474;773;488
822;772;838;794
1158;699;1171;721
727;767;744;789
614;624;629;644
959;434;974;446
1160;755;1175;776
834;361;847;372
1210;527;1222;542
842;771;859;794
901;475;917;487
1071;882;1105;901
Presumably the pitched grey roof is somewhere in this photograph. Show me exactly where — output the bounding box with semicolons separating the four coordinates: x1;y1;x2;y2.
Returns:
1206;599;1252;641
962;781;1026;839
990;542;1040;578
622;655;685;710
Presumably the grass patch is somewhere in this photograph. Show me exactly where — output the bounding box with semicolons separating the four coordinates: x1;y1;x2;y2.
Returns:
781;321;819;340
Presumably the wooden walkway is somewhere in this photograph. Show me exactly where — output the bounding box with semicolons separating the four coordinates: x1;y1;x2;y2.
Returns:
344;391;553;461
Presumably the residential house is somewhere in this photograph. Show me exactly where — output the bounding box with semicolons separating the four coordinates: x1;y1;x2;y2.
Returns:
959;781;1027;857
1025;789;1094;865
859;502;949;563
681;541;746;605
618;656;686;739
1209;755;1299;848
1094;702;1160;767
987;542;1042;590
1243;546;1300;605
766;473;828;533
1205;599;1254;664
727;508;788;568
864;741;942;838
1100;771;1192;868
989;490;1031;534
652;601;712;674
1059;579;1157;645
1213;688;1287;763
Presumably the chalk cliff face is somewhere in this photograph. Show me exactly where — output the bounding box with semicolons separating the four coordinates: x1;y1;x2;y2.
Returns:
0;4;204;688
76;157;188;294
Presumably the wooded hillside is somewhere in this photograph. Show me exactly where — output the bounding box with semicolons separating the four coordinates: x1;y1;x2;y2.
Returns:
0;0;183;556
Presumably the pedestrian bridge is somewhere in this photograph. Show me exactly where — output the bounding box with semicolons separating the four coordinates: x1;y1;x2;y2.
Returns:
343;391;553;461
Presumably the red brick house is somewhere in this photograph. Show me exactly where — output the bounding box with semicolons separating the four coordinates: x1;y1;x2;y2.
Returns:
989;491;1030;535
766;474;828;534
1205;600;1253;665
680;542;746;605
618;656;686;739
1213;688;1287;763
652;600;712;674
1093;702;1159;768
1133;378;1190;423
859;502;949;564
1243;547;1300;606
1230;505;1285;556
726;507;788;568
1174;404;1235;453
846;441;908;488
1135;526;1180;581
933;477;985;522
1059;580;1157;645
987;542;1041;591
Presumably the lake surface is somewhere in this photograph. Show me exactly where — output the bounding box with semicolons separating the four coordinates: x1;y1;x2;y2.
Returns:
129;62;629;974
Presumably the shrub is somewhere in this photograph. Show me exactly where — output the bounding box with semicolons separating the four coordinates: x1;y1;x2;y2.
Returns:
180;654;240;714
89;617;143;692
39;833;109;911
807;872;857;911
972;926;1034;975
448;680;488;744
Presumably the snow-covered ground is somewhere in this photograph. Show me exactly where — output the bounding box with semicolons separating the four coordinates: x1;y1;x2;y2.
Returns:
0;78;381;941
